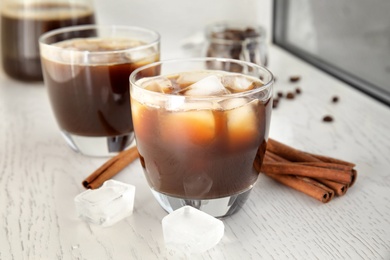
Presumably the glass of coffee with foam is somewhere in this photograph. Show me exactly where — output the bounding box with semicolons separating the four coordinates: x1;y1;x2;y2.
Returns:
39;25;160;157
130;58;274;217
1;0;96;82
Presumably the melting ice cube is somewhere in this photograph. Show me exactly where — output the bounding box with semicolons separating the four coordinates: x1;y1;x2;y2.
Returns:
142;76;174;93
222;74;262;93
183;173;213;197
160;110;216;146
162;206;224;254
126;46;156;63
219;97;249;110
226;99;259;148
74;180;136;227
176;71;215;86
182;75;228;96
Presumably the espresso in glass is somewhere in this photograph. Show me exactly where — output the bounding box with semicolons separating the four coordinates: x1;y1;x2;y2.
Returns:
40;25;160;156
1;1;95;81
130;58;273;217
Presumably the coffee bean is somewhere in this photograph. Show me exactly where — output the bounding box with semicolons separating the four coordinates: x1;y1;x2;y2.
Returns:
277;91;283;98
272;99;279;109
286;92;295;99
332;96;339;103
295;87;301;94
290;75;301;82
323;115;334;122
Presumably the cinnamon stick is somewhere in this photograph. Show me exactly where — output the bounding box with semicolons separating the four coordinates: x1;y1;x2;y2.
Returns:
265;150;290;163
82;146;140;189
350;169;357;187
265;173;333;203
314;178;348;196
261;162;352;184
307;153;356;167
296;176;335;201
295;162;354;171
267;138;321;162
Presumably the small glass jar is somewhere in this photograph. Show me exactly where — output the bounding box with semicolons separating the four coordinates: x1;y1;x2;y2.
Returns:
1;0;96;82
205;22;268;68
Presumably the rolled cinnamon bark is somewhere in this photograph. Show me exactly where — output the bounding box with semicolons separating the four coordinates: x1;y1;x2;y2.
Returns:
82;146;139;189
261;162;352;184
265;150;290;163
265;173;333;203
350;169;358;187
307;153;356;167
296;176;335;201
267;138;321;162
314;178;348;196
295;162;354;171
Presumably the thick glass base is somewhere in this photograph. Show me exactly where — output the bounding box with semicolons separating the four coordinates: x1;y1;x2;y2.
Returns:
151;187;253;218
61;130;134;157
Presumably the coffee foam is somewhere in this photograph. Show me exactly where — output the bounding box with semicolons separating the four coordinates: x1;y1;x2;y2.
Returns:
53;38;145;52
42;38;158;66
1;2;93;20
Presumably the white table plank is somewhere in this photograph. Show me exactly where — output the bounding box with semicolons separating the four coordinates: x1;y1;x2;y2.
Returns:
0;45;389;259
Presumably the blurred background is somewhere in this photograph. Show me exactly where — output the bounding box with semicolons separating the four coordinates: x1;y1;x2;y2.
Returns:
1;0;389;105
93;0;273;59
93;0;390;105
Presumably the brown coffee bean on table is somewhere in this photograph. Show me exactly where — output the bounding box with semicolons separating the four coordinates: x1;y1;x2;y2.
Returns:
323;115;334;122
289;75;301;82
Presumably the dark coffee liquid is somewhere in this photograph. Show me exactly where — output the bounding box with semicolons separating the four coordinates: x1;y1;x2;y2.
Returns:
135;101;271;199
132;73;272;199
41;40;159;137
1;3;95;82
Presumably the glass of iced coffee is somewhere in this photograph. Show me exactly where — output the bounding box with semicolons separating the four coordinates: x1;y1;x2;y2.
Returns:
130;58;273;217
39;25;160;157
1;0;96;82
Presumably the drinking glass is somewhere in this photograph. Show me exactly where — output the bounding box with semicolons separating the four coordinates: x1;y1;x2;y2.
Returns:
1;0;96;82
205;22;268;67
130;58;274;217
39;25;160;156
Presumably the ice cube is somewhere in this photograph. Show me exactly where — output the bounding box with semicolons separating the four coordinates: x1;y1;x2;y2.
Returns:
219;97;248;110
160;110;216;145
74;180;136;227
226;99;259;148
98;38;143;51
142;76;175;93
176;71;215;86
183;173;213;197
222;74;262;93
171;99;221;111
89;53;128;64
162;206;224;254
126;46;155;62
57;48;85;64
182;75;228;96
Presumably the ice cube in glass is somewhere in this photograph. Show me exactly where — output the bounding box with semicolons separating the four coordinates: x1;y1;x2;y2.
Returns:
176;71;215;86
182;75;228;96
225;99;259;148
222;74;262;92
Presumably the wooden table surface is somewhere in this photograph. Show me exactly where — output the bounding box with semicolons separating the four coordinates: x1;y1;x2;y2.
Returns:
1;45;389;259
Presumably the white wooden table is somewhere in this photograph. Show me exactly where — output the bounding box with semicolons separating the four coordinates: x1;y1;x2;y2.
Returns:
1;46;389;259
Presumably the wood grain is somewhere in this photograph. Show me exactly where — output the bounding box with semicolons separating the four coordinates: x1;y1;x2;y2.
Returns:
1;45;390;259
